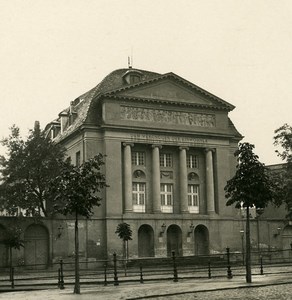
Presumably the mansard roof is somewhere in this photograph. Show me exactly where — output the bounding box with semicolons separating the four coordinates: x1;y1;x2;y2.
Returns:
46;67;238;142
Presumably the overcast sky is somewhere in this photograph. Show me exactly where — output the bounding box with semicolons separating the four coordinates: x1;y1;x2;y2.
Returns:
1;0;291;165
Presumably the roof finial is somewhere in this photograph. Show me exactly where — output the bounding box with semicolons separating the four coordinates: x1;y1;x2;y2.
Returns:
128;56;132;68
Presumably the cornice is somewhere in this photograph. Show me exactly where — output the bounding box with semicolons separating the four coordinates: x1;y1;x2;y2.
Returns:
98;124;242;140
100;94;231;111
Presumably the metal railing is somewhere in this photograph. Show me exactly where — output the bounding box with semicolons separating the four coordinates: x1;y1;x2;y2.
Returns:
0;247;292;291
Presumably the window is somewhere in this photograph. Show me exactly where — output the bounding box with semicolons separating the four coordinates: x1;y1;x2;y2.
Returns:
160;153;173;167
132;151;145;166
187;154;198;169
188;184;199;213
160;184;173;213
130;75;141;84
132;183;146;212
76;151;81;167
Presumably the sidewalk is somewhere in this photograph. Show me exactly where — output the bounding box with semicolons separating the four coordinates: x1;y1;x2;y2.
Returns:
1;272;292;300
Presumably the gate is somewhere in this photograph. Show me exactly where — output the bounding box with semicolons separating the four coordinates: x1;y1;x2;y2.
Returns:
24;224;49;269
0;225;8;267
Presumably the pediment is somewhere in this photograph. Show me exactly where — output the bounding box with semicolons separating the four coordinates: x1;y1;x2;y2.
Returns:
104;74;234;110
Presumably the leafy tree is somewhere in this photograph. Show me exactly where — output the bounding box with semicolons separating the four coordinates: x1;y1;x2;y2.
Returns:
0;225;24;280
115;222;132;276
273;124;292;217
225;142;275;283
115;222;132;258
51;154;107;294
0;123;65;217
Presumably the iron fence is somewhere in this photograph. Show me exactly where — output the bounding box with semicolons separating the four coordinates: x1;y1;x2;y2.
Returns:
0;247;292;291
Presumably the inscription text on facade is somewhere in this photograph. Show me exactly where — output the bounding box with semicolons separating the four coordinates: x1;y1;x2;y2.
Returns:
120;106;215;127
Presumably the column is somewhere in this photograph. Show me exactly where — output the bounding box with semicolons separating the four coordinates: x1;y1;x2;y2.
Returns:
152;145;161;213
179;147;189;213
205;148;216;215
123;143;133;212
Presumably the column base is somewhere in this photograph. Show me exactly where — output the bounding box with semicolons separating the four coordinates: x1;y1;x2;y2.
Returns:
208;211;217;216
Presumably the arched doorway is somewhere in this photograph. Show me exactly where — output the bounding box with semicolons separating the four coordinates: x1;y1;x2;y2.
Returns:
167;225;182;257
282;225;292;260
0;225;8;267
24;224;49;269
138;224;154;257
194;225;209;255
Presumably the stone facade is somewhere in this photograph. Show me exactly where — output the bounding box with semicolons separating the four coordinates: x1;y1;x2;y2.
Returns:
0;68;290;268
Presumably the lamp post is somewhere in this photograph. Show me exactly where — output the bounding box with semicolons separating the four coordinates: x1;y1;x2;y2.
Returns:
240;230;244;265
256;208;264;262
245;206;252;283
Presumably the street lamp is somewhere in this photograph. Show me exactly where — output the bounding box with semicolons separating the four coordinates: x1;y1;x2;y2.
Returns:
256;207;264;262
160;223;166;237
240;230;244;265
245;205;252;283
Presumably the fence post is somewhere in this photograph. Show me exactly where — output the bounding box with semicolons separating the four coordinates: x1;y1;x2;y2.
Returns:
104;264;108;286
260;256;264;275
226;247;233;279
208;260;211;279
113;253;119;286
139;264;144;284
172;250;178;282
10;266;12;282
58;268;61;287
11;267;14;289
59;259;65;290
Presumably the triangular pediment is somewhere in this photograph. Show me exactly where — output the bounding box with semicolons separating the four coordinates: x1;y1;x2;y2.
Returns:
104;73;234;110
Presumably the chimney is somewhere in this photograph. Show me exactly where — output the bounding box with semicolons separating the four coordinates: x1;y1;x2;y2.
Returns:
34;121;40;135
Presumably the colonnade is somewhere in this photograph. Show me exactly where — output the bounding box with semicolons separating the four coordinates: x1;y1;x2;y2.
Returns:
123;143;216;214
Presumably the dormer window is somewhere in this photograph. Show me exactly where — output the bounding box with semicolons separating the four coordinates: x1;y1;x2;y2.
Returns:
130;75;141;84
49;121;61;139
123;70;142;85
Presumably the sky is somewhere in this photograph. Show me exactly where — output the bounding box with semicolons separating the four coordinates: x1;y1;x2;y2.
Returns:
0;0;291;165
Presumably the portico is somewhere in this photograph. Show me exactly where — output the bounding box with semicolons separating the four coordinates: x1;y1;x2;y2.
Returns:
122;142;216;215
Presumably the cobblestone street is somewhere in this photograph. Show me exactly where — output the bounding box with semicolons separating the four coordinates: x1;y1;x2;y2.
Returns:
160;284;292;300
1;273;292;300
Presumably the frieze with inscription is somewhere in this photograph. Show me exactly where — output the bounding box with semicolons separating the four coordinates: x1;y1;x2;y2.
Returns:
120;106;216;127
130;133;207;145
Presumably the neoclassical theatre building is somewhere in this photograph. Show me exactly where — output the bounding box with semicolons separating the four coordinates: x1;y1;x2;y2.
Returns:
45;67;244;260
3;67;289;269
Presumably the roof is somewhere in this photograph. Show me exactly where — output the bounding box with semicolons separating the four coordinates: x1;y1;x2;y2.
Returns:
46;67;237;142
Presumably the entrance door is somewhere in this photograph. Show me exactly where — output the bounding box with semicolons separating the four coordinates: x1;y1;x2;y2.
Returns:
282;225;292;260
0;225;8;267
167;225;182;257
194;225;209;255
138;225;155;257
24;224;49;269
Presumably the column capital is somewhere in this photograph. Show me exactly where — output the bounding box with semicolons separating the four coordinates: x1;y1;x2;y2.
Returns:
179;146;189;151
151;144;162;149
205;148;216;153
123;142;134;147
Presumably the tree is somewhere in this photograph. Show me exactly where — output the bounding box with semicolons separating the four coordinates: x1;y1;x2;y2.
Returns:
0;123;65;217
0;225;24;280
273;124;292;217
115;222;132;276
115;222;132;260
51;154;107;294
224;142;275;283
